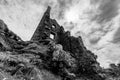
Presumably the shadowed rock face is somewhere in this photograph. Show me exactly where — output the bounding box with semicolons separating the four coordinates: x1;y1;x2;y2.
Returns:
0;6;118;80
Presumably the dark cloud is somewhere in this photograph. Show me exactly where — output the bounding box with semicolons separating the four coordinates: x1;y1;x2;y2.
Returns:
88;23;113;44
89;37;101;44
112;27;120;43
0;0;9;5
57;0;73;8
64;22;75;31
90;0;101;5
91;0;120;24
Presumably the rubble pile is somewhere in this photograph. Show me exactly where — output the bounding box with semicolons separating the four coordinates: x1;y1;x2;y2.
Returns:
0;6;118;80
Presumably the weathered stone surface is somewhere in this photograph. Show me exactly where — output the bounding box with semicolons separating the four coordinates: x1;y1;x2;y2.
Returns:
31;6;52;41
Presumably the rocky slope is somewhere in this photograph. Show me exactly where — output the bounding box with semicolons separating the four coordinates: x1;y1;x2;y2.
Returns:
0;6;119;80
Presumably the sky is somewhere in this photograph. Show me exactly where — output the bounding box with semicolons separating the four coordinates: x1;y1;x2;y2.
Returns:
0;0;120;68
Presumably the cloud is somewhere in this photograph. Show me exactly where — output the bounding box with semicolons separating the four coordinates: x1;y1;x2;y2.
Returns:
91;0;120;24
95;43;120;68
112;19;120;43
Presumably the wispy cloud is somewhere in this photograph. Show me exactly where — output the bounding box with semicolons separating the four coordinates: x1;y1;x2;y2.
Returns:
91;0;120;24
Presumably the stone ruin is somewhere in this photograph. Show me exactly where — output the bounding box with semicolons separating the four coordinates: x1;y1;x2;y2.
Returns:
0;6;107;80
